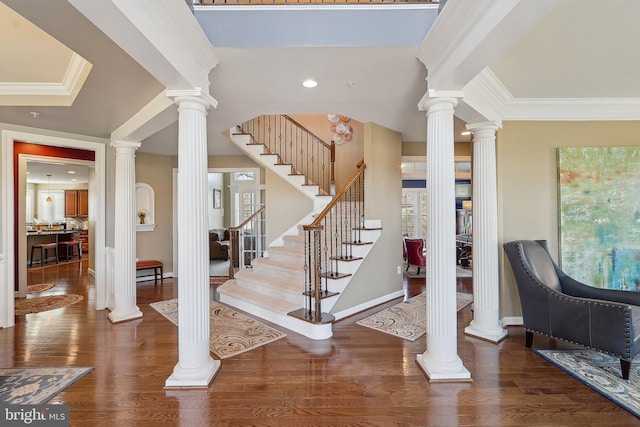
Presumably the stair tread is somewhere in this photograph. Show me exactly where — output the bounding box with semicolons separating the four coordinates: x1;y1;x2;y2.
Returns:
218;280;300;314
235;269;304;294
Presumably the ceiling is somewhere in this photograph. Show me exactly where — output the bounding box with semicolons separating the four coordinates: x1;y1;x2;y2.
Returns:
1;0;640;157
26;161;89;185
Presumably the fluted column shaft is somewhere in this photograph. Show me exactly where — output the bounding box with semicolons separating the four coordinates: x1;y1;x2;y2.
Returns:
417;95;471;381
165;94;220;388
108;140;143;323
464;122;508;343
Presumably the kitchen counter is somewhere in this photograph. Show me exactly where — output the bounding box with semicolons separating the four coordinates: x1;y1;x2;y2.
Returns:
26;230;83;236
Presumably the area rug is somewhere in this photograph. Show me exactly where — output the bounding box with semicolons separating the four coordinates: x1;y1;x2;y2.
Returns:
534;349;640;417
407;266;472;278
210;276;229;286
27;283;56;294
14;294;84;315
150;299;286;359
356;292;474;341
0;367;93;404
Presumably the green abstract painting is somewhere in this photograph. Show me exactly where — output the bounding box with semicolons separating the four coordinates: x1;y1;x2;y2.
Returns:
557;147;640;291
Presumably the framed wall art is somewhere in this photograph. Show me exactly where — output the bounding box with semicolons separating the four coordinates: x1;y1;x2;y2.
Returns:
557;146;640;291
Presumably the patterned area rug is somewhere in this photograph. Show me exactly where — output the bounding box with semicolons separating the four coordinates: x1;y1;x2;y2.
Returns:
150;299;286;359
407;266;472;278
356;292;474;341
14;294;84;315
210;276;229;286
535;349;640;417
0;367;93;404
27;283;56;293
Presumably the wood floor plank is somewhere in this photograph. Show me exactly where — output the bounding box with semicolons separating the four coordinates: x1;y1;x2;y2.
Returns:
0;261;637;426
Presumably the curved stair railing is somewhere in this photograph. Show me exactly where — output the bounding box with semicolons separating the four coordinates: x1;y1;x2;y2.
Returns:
228;206;266;279
237;115;335;196
288;159;366;324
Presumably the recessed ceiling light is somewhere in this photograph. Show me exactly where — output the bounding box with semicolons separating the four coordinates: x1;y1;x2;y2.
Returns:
461;131;471;136
302;79;318;88
68;171;76;174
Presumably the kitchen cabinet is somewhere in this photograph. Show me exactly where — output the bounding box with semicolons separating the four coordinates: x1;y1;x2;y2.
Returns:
65;190;88;217
80;230;89;254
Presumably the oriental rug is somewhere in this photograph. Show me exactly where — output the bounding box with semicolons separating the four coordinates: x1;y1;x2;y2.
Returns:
210;276;229;286
0;367;93;404
150;299;286;359
14;294;84;315
27;283;55;294
356;292;474;341
535;349;640;418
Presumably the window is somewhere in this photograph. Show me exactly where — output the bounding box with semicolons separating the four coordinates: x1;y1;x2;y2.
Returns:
233;172;255;182
26;190;34;221
402;189;427;239
38;190;65;222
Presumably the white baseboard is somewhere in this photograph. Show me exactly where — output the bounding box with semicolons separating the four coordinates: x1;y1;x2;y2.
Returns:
88;268;95;277
501;316;523;326
332;289;405;321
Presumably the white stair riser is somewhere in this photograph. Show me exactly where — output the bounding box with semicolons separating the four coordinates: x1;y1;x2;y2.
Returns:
251;262;306;283
219;292;332;340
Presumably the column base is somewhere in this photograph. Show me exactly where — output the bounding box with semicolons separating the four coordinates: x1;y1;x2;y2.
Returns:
465;321;508;343
165;358;220;389
108;307;143;323
416;353;472;383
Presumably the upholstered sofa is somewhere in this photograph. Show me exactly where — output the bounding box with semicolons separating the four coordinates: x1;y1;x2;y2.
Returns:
503;239;640;380
209;230;229;261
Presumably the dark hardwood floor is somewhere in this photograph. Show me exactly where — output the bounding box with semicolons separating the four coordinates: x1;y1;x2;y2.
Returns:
1;262;639;426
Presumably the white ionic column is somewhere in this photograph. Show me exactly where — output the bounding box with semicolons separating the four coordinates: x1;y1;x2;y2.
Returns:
417;94;471;381
165;92;220;388
464;122;508;343
108;140;143;323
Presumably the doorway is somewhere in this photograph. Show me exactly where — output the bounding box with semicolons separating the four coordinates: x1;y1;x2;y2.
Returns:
1;129;106;329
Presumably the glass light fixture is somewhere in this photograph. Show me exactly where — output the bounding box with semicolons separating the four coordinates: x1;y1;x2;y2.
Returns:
46;174;52;203
302;79;318;88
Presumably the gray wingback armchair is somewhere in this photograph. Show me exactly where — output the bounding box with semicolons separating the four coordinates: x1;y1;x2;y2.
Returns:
503;240;640;380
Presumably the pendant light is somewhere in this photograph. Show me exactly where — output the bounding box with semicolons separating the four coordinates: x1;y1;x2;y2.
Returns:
46;174;52;203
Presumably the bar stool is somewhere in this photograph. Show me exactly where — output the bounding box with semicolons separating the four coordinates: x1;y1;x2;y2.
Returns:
58;240;82;262
30;242;59;267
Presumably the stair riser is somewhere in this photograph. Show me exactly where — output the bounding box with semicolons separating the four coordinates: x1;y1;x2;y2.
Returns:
218;292;333;340
237;283;304;306
250;262;305;282
267;251;305;265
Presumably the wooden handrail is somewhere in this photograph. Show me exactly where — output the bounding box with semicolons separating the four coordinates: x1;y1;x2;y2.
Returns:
228;206;265;279
229;206;265;232
282;115;333;150
305;158;365;230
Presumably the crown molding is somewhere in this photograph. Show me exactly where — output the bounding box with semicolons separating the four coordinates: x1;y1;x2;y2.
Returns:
503;98;640;121
461;67;511;123
0;53;92;106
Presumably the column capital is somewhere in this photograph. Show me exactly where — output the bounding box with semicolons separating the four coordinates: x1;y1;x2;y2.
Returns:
166;88;218;109
110;140;141;151
466;121;502;134
418;89;464;112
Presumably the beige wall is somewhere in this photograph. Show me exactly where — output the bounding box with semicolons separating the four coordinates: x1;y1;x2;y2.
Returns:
287;114;364;189
135;152;175;272
498;120;640;318
264;169;313;245
331;122;404;313
403;140;472;157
